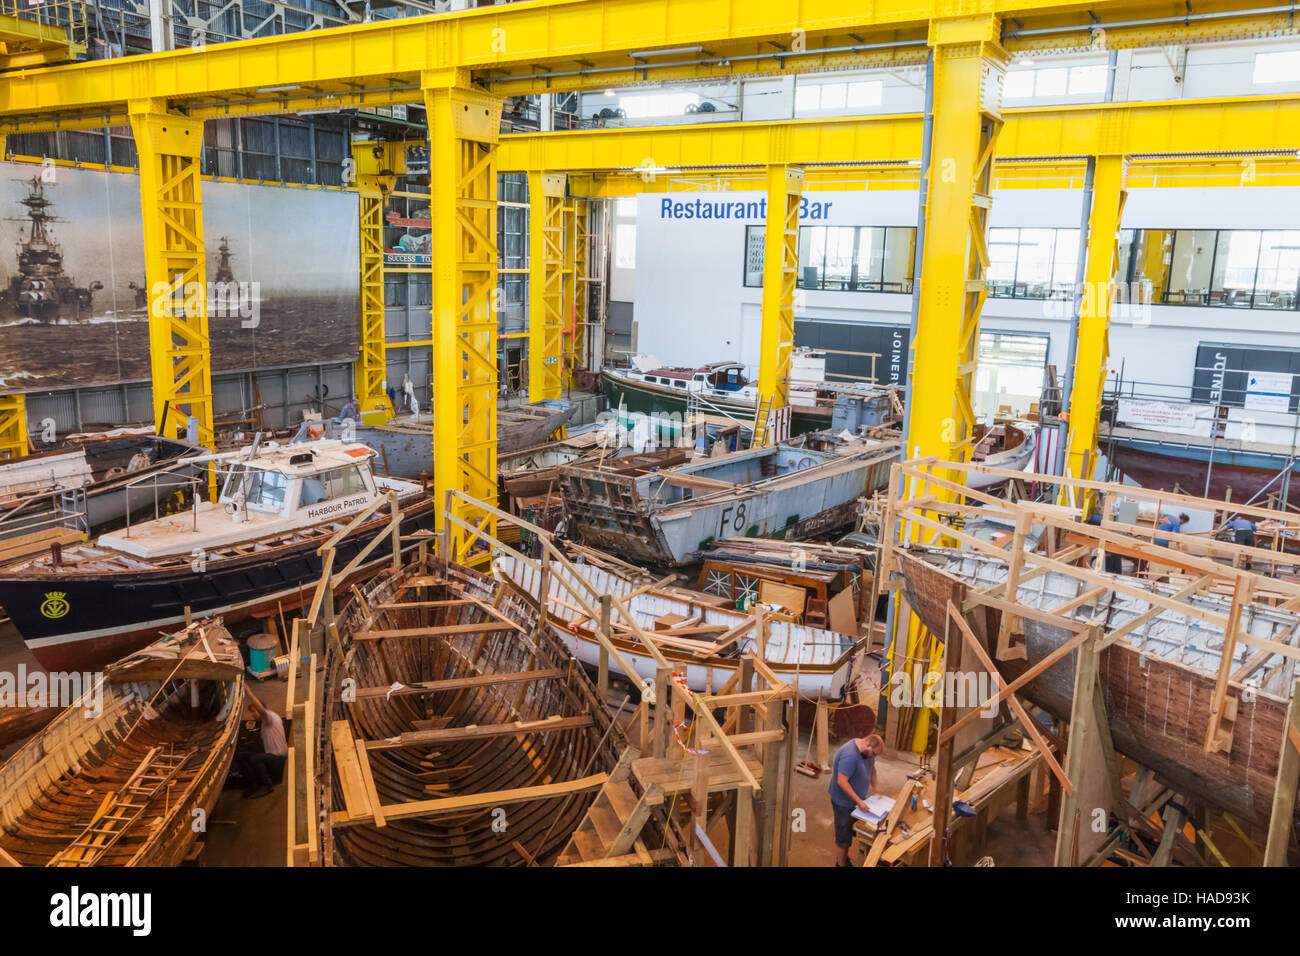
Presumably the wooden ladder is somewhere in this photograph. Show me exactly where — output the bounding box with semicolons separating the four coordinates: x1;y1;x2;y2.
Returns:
751;395;774;448
556;748;664;866
48;747;188;867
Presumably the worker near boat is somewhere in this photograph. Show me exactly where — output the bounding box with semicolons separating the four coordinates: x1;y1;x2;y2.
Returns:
1154;512;1190;548
828;733;885;867
230;691;288;800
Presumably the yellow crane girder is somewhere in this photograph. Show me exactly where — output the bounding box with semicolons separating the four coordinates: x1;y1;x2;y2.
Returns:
0;0;1294;132
527;171;566;403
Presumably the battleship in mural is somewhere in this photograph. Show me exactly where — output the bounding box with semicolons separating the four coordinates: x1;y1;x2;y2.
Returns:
0;177;102;325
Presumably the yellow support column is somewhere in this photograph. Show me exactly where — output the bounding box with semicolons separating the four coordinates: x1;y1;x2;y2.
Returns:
572;200;589;380
423;71;502;558
907;17;1007;477
1064;155;1128;488
756;164;802;445
898;18;1007;752
130;101;215;460
561;195;578;391
351;141;396;420
0;393;27;460
528;171;565;402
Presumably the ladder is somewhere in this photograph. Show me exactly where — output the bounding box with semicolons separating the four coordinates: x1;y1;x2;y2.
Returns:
556;748;665;866
48;747;188;867
751;395;774;448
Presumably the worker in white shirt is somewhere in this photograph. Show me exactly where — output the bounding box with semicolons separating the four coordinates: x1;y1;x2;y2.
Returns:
236;691;288;799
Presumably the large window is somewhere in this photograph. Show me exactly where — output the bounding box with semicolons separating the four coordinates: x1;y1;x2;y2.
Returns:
744;225;916;292
986;227;1079;299
1118;229;1300;310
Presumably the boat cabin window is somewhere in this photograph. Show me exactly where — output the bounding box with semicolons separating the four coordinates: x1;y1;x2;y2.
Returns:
221;466;289;513
673;380;686;389
708;368;746;389
298;464;369;507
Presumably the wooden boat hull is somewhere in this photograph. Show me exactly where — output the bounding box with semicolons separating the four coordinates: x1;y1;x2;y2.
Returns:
1107;435;1297;503
492;553;859;699
318;558;685;866
896;550;1299;827
0;621;243;867
0;495;438;671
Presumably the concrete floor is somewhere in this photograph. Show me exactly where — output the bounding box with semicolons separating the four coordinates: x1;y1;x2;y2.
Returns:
0;622;1054;866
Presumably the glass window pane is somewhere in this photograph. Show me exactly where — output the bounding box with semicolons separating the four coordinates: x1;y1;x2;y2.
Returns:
1210;230;1261;306
987;228;1020;295
1166;230;1217;303
1068;65;1107;95
820;83;847;109
1051;228;1080;296
1017;228;1056;296
1255;230;1300;308
804;226;827;288
1035;68;1068;96
794;85;820;112
1004;70;1034;99
823;226;856;288
846;80;883;108
855;227;883;288
1254;50;1300;84
746;226;767;288
881;228;915;292
615;223;636;268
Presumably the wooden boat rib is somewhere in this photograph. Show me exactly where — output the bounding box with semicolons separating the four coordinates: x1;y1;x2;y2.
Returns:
318;557;685;866
896;548;1300;826
492;552;861;698
0;619;243;867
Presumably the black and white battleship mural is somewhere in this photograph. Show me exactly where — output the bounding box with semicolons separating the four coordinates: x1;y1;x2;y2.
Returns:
0;160;360;393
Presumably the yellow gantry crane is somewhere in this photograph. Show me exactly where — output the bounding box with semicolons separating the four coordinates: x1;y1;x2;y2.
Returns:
0;0;1296;560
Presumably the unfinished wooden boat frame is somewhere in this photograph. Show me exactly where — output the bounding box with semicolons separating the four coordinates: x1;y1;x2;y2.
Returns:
0;619;244;867
878;457;1300;867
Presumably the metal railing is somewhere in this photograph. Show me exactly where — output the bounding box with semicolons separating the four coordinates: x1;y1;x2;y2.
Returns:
0;0;86;47
121;468;205;538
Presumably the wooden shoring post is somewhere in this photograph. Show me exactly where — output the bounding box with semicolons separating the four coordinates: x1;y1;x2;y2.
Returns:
388;490;401;568
598;593;611;701
1054;626;1110;867
1204;574;1255;754
755;696;783;867
535;547;551;642
652;664;671;759
1151;800;1185;867
995;511;1029;661
1264;677;1300;866
738;655;755;735
777;694;797;868
928;609;958;868
733;785;755;867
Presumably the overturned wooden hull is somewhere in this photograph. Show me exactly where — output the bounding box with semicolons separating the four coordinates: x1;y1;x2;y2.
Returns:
896;550;1298;827
317;558;684;866
0;621;243;866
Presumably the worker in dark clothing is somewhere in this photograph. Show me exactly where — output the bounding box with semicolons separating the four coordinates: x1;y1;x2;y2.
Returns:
1154;512;1190;548
1086;512;1124;574
1223;516;1258;570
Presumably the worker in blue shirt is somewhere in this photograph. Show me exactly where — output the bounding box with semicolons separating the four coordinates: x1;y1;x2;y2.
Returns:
828;733;883;867
1154;512;1190;548
1223;516;1257;548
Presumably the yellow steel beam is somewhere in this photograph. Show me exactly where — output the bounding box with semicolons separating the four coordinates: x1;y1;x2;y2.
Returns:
497;95;1300;176
2;0;1288;132
561;195;578;392
352;141;397;421
425;70;502;557
571;199;590;382
130;101;216;469
0;392;27;460
527;171;565;402
1064;155;1128;490
756;164;801;445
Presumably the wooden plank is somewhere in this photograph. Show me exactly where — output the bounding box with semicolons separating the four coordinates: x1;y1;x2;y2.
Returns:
332;774;609;827
863;778;915;868
354;738;386;828
1204;575;1254;754
350;668;564;700
1264;678;1300;867
364;714;593;750
330;721;372;822
354;622;521;640
1098;574;1214;650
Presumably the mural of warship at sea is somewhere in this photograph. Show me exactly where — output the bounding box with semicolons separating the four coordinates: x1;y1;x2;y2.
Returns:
0;177;102;323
